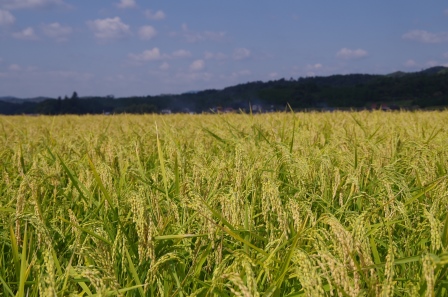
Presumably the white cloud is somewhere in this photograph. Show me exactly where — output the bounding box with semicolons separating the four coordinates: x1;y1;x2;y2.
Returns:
174;71;213;83
204;51;227;60
172;49;191;58
190;59;205;71
159;62;170;70
230;69;251;79
46;70;93;81
87;17;130;41
138;25;156;40
402;30;448;43
129;48;164;61
1;0;67;10
307;63;323;70
9;64;21;71
269;72;279;79
336;48;368;59
202;31;226;42
42;22;72;41
426;60;438;67
117;0;136;9
129;48;191;62
0;9;14;26
12;27;38;40
179;23;226;43
144;10;165;20
233;48;251;60
404;59;417;67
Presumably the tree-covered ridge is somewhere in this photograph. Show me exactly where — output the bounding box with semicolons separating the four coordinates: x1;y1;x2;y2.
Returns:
1;66;448;115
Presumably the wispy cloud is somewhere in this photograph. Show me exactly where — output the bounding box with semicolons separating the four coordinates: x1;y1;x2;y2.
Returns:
233;48;251;60
42;22;72;41
159;62;170;70
13;27;38;40
269;72;279;79
404;59;417;68
336;48;368;59
425;60;438;67
129;48;194;63
116;0;136;9
144;10;165;20
229;69;251;79
174;71;213;83
129;48;165;61
9;64;21;71
190;59;205;71
402;30;448;43
204;51;227;60
0;9;14;26
172;49;191;58
87;17;131;41
307;63;323;70
138;25;157;40
176;24;226;43
1;0;68;10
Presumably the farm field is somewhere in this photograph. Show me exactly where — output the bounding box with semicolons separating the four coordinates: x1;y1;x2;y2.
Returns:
1;111;448;296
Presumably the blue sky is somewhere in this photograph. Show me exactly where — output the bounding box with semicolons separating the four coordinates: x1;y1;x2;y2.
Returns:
0;0;447;98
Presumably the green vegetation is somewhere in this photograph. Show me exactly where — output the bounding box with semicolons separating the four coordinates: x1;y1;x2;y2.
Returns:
1;66;448;114
1;111;448;296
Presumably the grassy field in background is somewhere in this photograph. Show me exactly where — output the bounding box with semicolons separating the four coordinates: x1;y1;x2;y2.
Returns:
1;111;448;296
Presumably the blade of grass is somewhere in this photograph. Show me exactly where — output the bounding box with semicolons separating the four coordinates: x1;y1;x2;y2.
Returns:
202;127;228;145
405;175;447;206
9;225;21;281
57;153;93;206
263;232;301;297
59;217;112;245
442;212;448;249
17;223;28;297
200;212;269;257
90;284;145;297
370;236;381;265
0;207;15;213
365;255;422;269
154;234;207;240
156;123;170;200
87;155;114;208
69;267;93;296
174;153;180;198
0;273;14;297
124;248;145;297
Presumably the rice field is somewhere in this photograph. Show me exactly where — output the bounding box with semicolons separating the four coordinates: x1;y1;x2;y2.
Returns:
1;111;448;296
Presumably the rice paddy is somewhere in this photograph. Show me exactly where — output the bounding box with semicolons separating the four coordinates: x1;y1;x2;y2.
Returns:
1;111;448;296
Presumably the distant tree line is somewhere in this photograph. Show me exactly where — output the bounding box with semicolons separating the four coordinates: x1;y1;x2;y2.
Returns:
1;67;448;115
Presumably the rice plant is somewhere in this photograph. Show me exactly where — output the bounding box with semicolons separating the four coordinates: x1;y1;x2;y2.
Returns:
0;110;447;296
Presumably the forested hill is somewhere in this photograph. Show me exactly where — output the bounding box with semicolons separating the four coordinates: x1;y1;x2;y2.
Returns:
1;66;448;115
